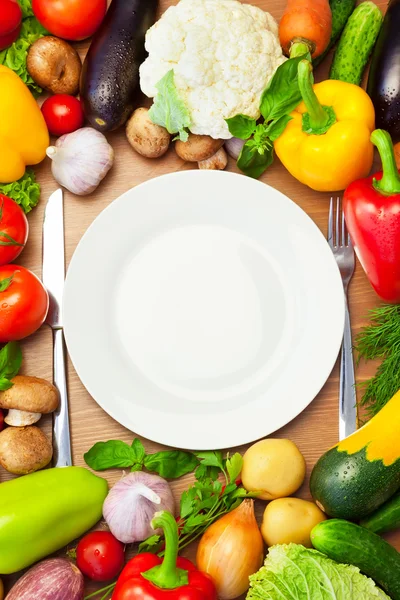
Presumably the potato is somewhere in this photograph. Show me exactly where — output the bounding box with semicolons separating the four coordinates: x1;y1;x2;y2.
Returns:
241;439;306;500
261;498;327;547
126;108;171;158
175;133;224;162
0;426;52;475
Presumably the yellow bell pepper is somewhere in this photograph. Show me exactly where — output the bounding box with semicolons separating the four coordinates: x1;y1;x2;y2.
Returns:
0;65;49;183
274;60;375;192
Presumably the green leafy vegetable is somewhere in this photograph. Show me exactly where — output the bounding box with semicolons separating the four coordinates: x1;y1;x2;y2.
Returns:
0;1;47;96
247;544;390;599
226;55;309;179
148;70;191;142
355;304;400;417
0;169;41;214
84;437;199;479
225;115;257;140
0;342;22;391
140;452;249;555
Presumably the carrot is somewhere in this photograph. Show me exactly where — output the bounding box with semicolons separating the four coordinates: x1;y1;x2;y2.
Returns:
279;0;332;59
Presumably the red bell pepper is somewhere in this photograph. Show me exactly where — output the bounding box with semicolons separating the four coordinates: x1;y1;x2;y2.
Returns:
344;129;400;303
112;511;217;600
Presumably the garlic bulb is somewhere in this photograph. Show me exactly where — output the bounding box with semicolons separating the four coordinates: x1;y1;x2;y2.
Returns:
103;472;175;544
46;127;114;196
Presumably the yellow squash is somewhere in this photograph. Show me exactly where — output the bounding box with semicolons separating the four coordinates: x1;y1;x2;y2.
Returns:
0;65;49;183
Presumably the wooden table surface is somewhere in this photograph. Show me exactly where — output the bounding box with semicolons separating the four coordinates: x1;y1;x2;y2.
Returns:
7;0;396;596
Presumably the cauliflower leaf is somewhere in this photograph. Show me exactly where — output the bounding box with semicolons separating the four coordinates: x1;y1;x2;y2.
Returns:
148;70;191;142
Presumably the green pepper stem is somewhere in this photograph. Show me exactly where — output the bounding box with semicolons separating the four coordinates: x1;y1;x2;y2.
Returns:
142;511;188;590
298;60;331;131
371;129;400;195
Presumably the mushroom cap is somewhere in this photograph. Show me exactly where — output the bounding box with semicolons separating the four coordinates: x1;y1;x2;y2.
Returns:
0;426;53;475
0;376;59;413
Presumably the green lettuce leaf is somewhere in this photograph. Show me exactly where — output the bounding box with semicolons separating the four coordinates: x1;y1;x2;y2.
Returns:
148;70;191;142
247;544;390;600
0;169;41;214
0;3;47;96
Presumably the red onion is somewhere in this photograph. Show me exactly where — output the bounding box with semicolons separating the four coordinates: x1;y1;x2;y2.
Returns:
225;137;245;160
6;558;84;600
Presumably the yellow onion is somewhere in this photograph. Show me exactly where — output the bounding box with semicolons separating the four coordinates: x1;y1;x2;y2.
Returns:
196;499;264;599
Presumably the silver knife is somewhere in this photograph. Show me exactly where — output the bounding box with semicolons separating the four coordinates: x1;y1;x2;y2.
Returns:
42;189;72;467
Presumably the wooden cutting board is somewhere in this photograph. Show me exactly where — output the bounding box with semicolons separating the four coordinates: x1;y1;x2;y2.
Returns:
5;0;395;596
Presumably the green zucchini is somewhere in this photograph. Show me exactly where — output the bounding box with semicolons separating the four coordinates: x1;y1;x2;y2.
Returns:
311;519;400;600
361;493;400;534
314;0;356;67
330;1;383;85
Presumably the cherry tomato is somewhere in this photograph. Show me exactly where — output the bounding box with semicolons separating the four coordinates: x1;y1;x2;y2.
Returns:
0;0;22;51
76;531;125;582
0;265;49;342
41;95;84;136
0;195;28;266
32;0;107;41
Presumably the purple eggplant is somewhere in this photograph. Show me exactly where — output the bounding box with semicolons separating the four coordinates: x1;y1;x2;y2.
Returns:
367;0;400;143
80;0;158;132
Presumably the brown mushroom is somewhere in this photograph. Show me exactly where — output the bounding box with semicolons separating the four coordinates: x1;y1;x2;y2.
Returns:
27;36;82;95
126;108;171;158
0;376;59;427
198;147;228;170
175;134;224;162
0;426;53;474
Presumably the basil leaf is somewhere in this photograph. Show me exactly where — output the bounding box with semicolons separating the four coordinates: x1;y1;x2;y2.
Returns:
0;342;22;380
237;141;274;179
225;114;257;140
0;377;13;391
131;438;146;464
144;450;199;479
264;114;293;141
260;56;306;122
84;440;137;470
226;453;243;483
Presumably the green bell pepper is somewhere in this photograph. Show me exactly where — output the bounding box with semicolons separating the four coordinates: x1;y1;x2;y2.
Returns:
0;466;108;574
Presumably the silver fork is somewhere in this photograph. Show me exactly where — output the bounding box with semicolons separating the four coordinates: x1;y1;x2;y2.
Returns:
328;197;357;440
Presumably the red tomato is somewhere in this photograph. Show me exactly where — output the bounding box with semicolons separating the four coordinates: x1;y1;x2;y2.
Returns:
0;0;22;50
76;531;125;582
32;0;107;41
41;95;84;136
0;265;49;342
0;195;28;266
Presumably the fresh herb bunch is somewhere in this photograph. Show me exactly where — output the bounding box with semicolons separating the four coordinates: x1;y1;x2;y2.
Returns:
84;437;199;479
139;451;249;554
356;304;400;417
225;53;310;179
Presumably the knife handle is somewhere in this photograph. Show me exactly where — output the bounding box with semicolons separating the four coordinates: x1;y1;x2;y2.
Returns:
52;328;73;467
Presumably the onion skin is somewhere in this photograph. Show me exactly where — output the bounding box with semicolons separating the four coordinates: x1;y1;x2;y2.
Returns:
196;499;264;600
6;558;84;600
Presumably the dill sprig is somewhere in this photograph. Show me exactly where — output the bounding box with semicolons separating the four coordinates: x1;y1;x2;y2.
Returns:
355;304;400;417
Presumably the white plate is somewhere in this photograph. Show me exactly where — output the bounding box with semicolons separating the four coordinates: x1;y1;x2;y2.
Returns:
63;171;344;450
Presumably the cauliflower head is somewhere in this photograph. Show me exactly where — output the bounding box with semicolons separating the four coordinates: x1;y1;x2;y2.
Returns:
140;0;286;140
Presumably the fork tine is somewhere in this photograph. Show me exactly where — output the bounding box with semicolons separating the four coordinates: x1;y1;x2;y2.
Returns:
341;197;346;247
328;197;334;247
336;196;340;247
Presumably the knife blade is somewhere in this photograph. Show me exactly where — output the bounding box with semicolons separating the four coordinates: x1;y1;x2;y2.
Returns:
42;189;72;467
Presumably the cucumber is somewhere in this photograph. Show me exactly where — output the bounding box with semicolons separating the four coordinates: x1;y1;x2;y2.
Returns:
311;519;400;600
330;1;383;85
361;493;400;534
314;0;356;67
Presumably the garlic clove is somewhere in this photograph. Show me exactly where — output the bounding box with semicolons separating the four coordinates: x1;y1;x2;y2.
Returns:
47;127;114;196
